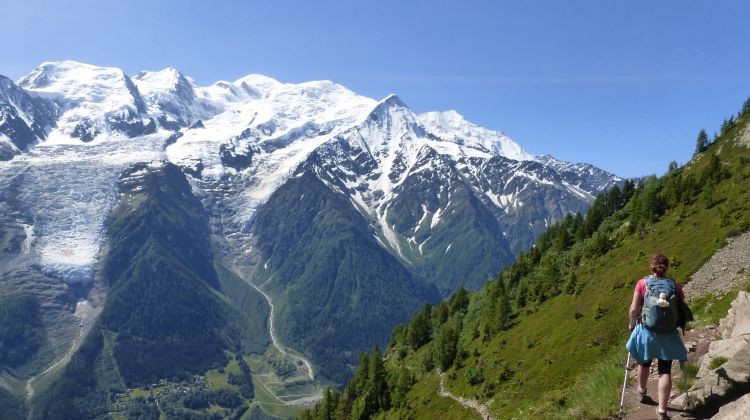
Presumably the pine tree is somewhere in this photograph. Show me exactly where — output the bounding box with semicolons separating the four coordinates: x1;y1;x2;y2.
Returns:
695;129;709;155
741;97;750;116
701;154;722;185
390;367;413;408
662;172;683;206
667;160;679;176
434;322;458;370
353;353;369;393
497;279;511;329
314;387;335;420
449;287;470;315
408;304;432;349
720;116;735;135
563;271;578;295
366;346;389;413
621;179;636;203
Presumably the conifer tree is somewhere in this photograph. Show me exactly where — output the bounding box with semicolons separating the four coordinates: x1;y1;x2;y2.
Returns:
563;271;578;295
497;279;511;329
621;179;636;203
741;97;750;116
408;304;432;349
390;367;413;407
667;160;679;176
695;129;709;155
434;321;458;370
366;346;389;413
449;287;470;315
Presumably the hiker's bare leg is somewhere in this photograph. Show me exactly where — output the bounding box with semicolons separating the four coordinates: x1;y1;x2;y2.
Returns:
658;373;671;410
639;364;649;392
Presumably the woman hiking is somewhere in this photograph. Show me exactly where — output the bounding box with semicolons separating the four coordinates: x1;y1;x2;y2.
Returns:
626;253;687;419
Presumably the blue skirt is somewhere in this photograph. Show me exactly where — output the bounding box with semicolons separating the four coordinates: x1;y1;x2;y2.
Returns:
626;323;687;363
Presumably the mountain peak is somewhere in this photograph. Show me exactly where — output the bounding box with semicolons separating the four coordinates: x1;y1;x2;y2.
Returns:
233;73;282;96
363;94;411;124
418;110;533;162
379;93;407;108
18;61;129;91
133;67;193;95
135;66;186;82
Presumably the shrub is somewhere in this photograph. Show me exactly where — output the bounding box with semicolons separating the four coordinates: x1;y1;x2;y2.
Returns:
466;365;484;386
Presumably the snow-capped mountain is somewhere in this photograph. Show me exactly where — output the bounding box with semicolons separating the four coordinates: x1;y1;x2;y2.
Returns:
16;61;156;143
0;75;55;158
0;61;621;397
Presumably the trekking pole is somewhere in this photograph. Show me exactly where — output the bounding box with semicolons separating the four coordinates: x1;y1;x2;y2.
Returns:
619;352;631;418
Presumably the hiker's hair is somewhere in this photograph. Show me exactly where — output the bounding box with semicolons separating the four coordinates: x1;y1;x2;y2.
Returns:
650;253;669;277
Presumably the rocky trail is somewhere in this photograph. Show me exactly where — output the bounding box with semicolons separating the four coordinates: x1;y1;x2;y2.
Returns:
438;372;494;420
622;326;715;420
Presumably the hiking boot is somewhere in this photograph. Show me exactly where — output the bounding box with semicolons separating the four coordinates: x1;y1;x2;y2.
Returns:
656;406;670;419
637;385;648;403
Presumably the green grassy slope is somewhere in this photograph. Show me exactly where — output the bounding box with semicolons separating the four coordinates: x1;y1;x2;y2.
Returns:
302;99;750;419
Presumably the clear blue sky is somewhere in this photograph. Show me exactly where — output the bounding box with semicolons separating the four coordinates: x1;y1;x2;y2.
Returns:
2;0;749;178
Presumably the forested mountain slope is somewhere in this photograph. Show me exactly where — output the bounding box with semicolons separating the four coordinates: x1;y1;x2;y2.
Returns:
29;162;271;419
302;99;750;419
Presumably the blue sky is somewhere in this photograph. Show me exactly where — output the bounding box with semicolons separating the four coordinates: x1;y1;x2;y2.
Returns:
2;0;749;178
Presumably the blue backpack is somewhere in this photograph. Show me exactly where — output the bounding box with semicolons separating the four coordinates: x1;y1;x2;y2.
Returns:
641;276;680;334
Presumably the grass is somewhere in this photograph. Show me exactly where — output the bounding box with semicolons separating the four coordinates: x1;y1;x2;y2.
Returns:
205;358;240;391
690;291;740;327
708;356;729;370
558;351;628;419
677;361;700;394
245;375;304;419
379;370;481;420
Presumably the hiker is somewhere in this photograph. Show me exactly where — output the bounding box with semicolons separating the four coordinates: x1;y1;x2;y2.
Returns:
626;253;687;419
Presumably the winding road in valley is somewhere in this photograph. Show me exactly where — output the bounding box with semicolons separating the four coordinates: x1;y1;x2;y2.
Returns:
242;278;315;381
236;269;322;405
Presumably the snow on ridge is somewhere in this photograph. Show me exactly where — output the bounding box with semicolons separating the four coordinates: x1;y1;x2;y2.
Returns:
15;60;152;142
233;74;282;95
133;67;195;104
418;110;534;162
18;60;138;105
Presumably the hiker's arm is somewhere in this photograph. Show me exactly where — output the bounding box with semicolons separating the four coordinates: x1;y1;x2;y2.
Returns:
676;282;685;301
628;288;642;331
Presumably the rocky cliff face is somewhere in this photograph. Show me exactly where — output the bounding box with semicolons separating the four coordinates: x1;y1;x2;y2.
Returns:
678;291;750;418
